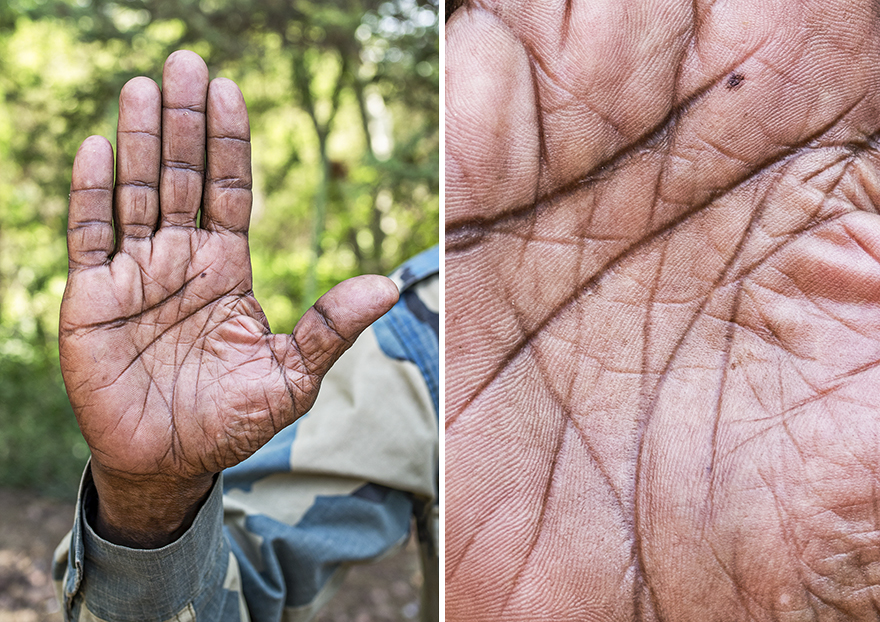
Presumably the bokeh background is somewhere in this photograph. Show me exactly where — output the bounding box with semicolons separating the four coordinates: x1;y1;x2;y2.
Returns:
0;0;438;618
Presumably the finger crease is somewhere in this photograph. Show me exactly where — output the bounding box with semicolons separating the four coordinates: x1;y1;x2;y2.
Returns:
118;180;159;189
164;104;206;114
118;129;160;138
208;178;253;190
163;161;205;173
209;135;250;144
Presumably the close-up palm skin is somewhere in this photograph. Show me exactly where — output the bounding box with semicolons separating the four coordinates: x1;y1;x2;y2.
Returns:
59;51;398;545
446;1;880;620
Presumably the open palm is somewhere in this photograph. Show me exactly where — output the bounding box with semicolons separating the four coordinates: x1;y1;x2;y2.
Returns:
60;52;397;541
447;1;880;619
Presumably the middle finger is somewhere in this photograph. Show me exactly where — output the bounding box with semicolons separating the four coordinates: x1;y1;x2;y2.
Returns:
159;50;209;229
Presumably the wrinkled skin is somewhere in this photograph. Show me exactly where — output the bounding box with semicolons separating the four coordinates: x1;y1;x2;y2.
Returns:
446;1;880;620
60;51;398;546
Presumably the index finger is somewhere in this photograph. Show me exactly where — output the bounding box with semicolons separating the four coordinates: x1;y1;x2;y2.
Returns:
202;77;252;234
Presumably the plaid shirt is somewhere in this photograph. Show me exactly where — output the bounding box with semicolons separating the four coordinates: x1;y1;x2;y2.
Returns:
54;246;439;622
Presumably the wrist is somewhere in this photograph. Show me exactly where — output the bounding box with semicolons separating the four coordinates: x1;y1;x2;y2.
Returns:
89;460;215;548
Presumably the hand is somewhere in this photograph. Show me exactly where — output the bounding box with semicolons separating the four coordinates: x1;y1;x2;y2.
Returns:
446;1;880;619
60;51;398;548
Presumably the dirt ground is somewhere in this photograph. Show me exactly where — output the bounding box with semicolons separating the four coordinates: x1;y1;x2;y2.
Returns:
0;487;423;622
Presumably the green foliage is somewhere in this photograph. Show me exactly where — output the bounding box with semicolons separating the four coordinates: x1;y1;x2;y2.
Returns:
0;330;89;496
0;0;439;495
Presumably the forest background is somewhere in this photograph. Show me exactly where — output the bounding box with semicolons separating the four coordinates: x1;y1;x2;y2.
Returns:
0;0;440;497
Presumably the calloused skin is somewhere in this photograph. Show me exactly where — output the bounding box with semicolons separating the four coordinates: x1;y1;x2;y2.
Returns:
60;50;398;548
447;1;880;620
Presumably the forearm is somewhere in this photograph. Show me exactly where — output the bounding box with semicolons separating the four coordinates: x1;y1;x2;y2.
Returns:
89;460;214;548
56;465;246;622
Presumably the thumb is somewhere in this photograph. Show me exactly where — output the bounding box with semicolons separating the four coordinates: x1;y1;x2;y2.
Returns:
276;274;399;410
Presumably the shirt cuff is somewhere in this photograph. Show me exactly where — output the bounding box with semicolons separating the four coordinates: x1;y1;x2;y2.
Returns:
66;463;229;622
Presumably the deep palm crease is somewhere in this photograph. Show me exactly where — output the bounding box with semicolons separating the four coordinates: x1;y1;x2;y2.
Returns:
446;1;880;620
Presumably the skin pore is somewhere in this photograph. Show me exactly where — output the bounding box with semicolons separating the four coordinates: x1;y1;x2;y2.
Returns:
60;51;398;548
446;1;880;620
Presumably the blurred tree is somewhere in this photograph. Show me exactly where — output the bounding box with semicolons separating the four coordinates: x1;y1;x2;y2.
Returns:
0;0;438;494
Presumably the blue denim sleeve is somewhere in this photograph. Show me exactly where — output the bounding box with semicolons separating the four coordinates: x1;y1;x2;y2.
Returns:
56;467;247;622
54;246;439;622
